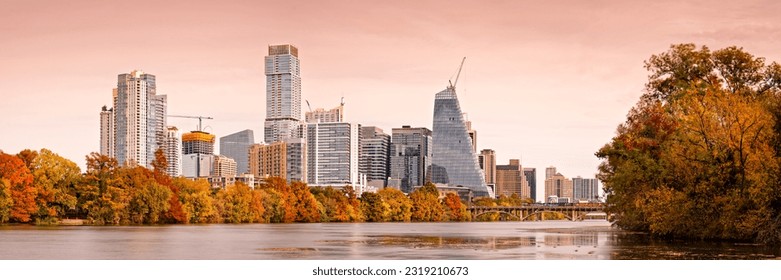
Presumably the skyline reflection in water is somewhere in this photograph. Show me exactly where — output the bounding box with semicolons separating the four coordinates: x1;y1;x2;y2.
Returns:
0;221;778;260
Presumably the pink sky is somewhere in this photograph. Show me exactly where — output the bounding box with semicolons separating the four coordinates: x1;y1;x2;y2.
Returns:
2;0;781;199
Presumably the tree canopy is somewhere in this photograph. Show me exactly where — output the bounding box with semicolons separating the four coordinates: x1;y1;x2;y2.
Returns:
597;44;781;243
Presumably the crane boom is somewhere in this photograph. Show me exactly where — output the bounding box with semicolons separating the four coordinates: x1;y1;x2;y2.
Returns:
448;57;467;90
167;115;214;131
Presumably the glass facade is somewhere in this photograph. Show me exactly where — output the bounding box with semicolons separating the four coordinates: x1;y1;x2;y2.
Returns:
389;126;432;193
523;167;537;202
219;129;255;174
431;87;492;197
359;126;390;187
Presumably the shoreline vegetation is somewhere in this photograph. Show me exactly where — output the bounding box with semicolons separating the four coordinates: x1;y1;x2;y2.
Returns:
0;149;543;227
597;44;781;245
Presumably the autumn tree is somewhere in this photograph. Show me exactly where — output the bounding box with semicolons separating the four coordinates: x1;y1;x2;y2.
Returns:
312;186;357;222
26;149;80;223
77;153;129;225
259;177;295;223
216;182;264;223
174;178;218;223
442;193;470;222
378;187;412;222
0;152;37;223
360;192;389;222
288;181;320;223
0;179;12;223
409;183;444;222
596;44;781;242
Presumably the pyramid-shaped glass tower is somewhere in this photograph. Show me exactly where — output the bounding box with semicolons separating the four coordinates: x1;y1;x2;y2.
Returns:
430;85;493;198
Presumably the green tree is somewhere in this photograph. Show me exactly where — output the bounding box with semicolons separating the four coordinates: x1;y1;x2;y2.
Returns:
596;44;781;242
378;188;412;222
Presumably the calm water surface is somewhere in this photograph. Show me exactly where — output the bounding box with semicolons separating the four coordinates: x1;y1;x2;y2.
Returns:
0;221;778;260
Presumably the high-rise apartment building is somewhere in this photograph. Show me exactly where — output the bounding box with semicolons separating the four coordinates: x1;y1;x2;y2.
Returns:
430;85;492;197
573;176;600;202
213;155;237;178
478;149;496;186
219;129;254;174
264;44;302;143
113;70;166;167
249;141;287;180
360;126;390;188
389;126;432;193
164;126;181;177
99;106;115;157
306;122;365;194
148;94;167;164
305;104;344;123
496;159;529;198
523;167;537;202
545;172;573;202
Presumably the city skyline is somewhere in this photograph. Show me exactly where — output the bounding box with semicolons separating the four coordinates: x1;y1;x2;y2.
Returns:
3;1;781;200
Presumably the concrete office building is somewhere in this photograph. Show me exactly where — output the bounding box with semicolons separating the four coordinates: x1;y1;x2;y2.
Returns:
545;172;573;203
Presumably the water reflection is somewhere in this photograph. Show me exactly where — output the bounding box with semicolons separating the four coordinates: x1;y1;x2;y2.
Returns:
0;222;778;260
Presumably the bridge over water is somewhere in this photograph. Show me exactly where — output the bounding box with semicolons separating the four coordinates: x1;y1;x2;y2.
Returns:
467;204;606;221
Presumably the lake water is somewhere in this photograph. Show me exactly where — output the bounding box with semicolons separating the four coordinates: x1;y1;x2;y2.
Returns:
0;221;778;260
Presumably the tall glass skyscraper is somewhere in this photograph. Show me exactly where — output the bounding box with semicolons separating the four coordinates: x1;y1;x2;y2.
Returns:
264;44;302;143
430;86;493;197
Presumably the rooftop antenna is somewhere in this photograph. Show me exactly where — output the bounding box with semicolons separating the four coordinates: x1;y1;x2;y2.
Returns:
340;96;345;106
448;57;467;90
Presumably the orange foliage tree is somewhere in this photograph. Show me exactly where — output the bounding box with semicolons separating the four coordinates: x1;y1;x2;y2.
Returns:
0;152;37;223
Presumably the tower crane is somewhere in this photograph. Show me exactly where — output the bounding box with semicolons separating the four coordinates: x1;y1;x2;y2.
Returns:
167;115;214;131
448;57;467;90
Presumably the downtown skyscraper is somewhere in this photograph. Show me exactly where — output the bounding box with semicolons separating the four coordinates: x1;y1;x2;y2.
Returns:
104;70;167;168
430;84;492;197
264;45;302;143
389;126;432;193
